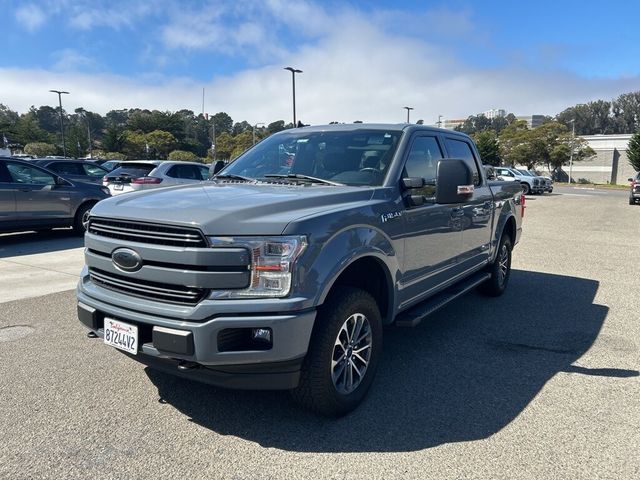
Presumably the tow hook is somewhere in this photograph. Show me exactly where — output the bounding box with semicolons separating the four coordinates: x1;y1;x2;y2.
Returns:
87;331;98;338
177;360;199;371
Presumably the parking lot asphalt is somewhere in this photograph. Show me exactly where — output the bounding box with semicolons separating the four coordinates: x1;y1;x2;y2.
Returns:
0;189;638;479
0;230;85;303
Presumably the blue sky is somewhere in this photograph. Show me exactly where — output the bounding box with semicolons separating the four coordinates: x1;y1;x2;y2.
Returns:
2;0;639;123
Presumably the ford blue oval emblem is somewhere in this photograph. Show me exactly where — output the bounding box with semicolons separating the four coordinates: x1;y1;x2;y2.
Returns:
112;248;143;272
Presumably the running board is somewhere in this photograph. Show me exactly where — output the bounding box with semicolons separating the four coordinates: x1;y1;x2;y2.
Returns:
394;272;491;327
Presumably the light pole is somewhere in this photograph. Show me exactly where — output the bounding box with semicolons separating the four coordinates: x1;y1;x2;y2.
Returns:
77;108;92;158
437;115;443;128
569;119;575;184
253;123;265;145
403;106;414;123
284;67;302;127
49;90;69;157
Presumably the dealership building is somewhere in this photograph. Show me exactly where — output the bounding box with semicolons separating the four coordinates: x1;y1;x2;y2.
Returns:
565;134;635;184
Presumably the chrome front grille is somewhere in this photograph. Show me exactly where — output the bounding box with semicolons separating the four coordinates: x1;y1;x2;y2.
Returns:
89;268;207;305
88;218;207;248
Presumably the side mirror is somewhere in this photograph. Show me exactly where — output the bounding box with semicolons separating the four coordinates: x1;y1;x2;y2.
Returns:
435;159;474;204
211;160;226;177
629;178;634;182
55;176;72;186
401;177;425;207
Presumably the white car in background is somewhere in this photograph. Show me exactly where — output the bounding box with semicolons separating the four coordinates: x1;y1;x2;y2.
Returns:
102;161;210;195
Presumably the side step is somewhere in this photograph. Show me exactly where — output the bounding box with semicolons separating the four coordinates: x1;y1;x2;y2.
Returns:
395;271;491;327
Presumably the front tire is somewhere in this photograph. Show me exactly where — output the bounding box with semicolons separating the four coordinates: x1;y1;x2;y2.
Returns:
73;203;94;235
292;287;382;417
479;235;513;297
521;183;530;195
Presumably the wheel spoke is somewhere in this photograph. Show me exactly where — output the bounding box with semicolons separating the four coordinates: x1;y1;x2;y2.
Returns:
330;312;373;395
352;352;368;365
352;315;364;345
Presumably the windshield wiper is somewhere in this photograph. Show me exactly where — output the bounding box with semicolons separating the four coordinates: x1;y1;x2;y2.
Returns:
214;173;253;182
264;174;344;186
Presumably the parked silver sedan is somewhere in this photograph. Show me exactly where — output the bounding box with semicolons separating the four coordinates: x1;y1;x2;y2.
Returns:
102;161;210;195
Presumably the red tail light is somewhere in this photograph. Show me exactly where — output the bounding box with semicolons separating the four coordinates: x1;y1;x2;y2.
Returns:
132;177;163;184
102;176;108;183
521;194;526;218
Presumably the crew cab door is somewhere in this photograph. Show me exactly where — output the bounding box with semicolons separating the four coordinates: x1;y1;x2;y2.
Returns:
443;137;494;269
5;161;72;221
0;163;17;224
399;134;463;309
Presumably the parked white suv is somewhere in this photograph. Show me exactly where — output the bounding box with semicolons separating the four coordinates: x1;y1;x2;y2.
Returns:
103;161;210;195
494;167;543;195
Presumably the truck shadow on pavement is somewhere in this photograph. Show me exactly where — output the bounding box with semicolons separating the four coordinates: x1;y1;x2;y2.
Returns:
0;229;83;258
146;269;635;452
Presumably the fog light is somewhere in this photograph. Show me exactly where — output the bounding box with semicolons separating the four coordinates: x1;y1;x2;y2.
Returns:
252;328;272;344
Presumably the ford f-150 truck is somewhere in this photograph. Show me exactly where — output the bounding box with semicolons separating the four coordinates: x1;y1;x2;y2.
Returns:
77;124;524;416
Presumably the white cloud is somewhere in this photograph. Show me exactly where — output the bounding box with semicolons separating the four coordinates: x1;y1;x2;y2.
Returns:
2;2;639;124
51;49;99;71
15;4;46;32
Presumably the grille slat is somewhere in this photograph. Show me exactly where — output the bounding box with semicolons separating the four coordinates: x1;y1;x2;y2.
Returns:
88;218;207;248
89;268;207;305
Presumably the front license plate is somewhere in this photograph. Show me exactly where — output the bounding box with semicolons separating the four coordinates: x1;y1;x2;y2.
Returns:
114;184;123;190
104;318;138;354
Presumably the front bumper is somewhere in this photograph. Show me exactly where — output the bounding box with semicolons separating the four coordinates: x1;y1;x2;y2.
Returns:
77;283;316;390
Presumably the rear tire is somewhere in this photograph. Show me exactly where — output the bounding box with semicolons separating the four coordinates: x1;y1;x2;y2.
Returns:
291;287;382;417
73;203;94;235
479;235;513;297
630;197;636;205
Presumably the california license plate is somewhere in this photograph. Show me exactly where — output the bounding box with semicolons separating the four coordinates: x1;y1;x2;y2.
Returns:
104;318;138;354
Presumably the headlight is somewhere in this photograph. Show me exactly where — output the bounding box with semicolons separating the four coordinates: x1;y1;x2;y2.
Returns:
208;235;307;298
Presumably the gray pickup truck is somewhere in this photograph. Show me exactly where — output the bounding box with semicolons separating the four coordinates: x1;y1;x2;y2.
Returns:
77;124;524;416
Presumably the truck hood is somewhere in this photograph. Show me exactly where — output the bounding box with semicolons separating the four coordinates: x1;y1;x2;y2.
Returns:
89;182;375;235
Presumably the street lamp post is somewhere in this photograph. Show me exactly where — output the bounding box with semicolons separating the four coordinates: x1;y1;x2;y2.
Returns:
403;106;414;123
78;108;92;158
253;123;265;145
284;67;302;127
437;115;443;128
569;119;575;184
49;90;69;157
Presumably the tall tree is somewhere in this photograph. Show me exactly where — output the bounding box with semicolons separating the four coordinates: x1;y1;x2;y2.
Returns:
472;130;501;165
628;129;640;172
212;112;233;135
611;91;640;134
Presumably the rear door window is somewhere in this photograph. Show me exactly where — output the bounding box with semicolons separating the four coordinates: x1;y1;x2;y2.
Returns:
445;138;481;185
6;162;56;185
82;163;107;177
167;164;202;180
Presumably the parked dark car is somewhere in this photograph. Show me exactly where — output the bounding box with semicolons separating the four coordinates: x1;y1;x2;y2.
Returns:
0;158;111;234
629;172;640;205
31;159;108;185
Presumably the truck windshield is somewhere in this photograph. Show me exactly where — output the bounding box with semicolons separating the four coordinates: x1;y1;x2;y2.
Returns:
517;170;534;177
219;129;402;186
